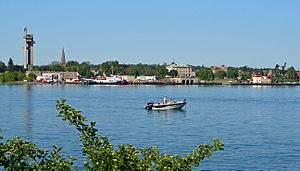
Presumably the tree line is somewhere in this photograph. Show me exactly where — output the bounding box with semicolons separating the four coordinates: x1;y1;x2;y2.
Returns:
31;60;171;79
195;66;252;81
1;58;299;82
196;65;299;82
0;58;35;83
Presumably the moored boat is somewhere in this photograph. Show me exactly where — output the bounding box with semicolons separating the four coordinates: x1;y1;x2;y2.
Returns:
83;75;123;85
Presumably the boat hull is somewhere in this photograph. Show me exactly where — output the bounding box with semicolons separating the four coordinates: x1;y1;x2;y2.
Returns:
84;80;121;85
145;101;187;110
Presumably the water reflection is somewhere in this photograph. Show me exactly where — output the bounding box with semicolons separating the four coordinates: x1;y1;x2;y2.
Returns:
22;84;33;138
147;109;186;120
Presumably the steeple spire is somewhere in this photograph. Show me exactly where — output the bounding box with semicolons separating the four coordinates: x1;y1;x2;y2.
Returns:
60;47;66;68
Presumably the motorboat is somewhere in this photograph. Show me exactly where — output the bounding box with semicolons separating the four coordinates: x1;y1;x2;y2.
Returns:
145;97;187;110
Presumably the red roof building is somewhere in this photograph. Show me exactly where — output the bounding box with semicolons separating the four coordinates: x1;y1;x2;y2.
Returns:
252;71;261;78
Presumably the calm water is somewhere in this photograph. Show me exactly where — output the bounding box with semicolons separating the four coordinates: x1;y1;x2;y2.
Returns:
0;84;300;170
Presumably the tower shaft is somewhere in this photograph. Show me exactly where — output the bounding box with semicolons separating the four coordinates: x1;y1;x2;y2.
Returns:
23;27;27;70
23;27;35;71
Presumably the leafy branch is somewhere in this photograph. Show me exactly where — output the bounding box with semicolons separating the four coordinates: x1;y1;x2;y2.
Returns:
0;135;75;170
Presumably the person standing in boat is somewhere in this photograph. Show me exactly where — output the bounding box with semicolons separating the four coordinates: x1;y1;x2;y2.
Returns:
163;96;167;104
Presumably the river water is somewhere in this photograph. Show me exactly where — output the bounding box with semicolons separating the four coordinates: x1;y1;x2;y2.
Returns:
0;84;300;170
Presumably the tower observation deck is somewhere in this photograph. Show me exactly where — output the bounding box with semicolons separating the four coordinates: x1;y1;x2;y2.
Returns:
23;27;35;70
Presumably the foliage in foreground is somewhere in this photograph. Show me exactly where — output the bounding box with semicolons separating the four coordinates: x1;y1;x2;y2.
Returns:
0;99;224;170
0;133;75;170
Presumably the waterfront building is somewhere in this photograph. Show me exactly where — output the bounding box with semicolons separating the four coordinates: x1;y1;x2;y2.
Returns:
252;71;272;84
36;73;62;82
166;62;198;84
166;62;195;77
32;71;79;82
169;77;199;85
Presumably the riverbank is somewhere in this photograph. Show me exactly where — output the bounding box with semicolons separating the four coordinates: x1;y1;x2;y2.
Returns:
0;81;24;85
1;81;300;86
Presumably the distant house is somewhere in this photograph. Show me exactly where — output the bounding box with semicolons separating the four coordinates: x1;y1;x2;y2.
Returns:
252;71;272;84
297;72;300;78
211;64;227;74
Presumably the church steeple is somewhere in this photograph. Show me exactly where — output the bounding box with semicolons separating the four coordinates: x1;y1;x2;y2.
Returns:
60;47;66;68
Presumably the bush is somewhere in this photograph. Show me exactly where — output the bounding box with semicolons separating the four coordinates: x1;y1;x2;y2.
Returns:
0;71;25;82
25;73;37;82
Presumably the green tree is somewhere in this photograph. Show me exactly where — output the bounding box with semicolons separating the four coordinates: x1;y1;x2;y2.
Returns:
123;63;168;78
0;61;6;73
227;67;239;79
16;72;26;81
0;74;4;82
0;72;13;82
7;58;15;72
0;70;26;82
25;73;37;82
32;65;50;71
287;66;296;79
67;65;79;72
168;69;178;77
125;65;140;76
79;62;93;78
214;71;226;79
196;67;213;81
100;61;125;75
67;61;80;66
50;64;65;71
155;65;168;78
273;70;282;83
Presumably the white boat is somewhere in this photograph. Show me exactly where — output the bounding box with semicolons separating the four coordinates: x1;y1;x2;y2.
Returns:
145;97;187;110
84;75;122;85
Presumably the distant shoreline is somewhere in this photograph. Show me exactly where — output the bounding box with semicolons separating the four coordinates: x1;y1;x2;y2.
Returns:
1;82;300;86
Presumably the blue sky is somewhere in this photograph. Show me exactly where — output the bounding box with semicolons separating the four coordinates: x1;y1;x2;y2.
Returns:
0;0;299;68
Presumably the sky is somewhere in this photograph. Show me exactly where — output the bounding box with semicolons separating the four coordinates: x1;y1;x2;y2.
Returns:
0;0;299;68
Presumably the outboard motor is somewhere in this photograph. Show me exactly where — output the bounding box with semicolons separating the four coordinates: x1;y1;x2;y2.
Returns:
145;102;154;110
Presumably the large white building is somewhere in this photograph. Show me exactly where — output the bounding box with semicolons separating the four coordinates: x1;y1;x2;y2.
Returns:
166;62;198;84
166;62;196;77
